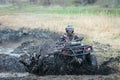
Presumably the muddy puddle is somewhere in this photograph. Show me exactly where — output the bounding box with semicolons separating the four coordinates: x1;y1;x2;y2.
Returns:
0;72;29;78
0;47;13;54
0;47;22;57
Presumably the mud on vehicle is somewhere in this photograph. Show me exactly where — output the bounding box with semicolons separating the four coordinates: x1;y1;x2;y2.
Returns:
32;41;98;75
55;41;98;75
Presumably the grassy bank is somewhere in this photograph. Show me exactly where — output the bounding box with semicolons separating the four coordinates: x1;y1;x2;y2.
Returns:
0;5;120;16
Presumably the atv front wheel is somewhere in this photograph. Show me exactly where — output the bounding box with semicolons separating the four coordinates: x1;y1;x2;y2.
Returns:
90;55;97;67
83;54;98;74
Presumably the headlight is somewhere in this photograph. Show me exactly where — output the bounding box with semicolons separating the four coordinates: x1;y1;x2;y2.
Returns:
62;50;69;54
85;47;91;52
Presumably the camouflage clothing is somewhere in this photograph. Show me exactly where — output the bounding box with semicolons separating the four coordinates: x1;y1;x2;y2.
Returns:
60;33;79;42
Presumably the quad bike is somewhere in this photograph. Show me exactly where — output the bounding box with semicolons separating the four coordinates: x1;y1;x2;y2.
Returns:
33;39;98;75
54;41;98;75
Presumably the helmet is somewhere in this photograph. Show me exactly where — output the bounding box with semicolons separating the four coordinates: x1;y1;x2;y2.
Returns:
65;25;74;33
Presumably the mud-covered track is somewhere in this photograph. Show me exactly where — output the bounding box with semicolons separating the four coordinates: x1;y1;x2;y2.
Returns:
0;28;120;80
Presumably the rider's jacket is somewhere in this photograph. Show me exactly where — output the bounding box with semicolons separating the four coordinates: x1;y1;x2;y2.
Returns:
60;33;79;42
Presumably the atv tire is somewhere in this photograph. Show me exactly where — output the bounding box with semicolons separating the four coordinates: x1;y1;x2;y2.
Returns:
90;55;97;66
86;54;98;72
90;55;98;72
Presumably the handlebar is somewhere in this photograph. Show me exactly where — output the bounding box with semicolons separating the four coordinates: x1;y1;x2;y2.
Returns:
56;41;81;46
76;37;84;41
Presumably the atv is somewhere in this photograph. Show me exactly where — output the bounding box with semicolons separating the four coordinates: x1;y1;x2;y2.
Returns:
54;41;98;75
34;40;98;75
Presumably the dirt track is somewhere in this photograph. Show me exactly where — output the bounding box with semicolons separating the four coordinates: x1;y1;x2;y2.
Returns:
0;27;120;80
0;74;119;80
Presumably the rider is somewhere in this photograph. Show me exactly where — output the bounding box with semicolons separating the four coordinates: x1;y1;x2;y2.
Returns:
60;25;83;42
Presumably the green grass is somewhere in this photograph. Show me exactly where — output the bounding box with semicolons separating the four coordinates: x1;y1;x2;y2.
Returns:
0;5;120;16
111;34;120;39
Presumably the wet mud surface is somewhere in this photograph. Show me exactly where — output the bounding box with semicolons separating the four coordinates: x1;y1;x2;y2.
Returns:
0;27;120;80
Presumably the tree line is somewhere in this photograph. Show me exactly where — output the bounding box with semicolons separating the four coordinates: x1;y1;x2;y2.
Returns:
0;0;120;8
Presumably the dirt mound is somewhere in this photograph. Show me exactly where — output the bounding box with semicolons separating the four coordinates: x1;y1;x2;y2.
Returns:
0;54;26;72
98;56;120;75
0;28;59;73
0;27;60;44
